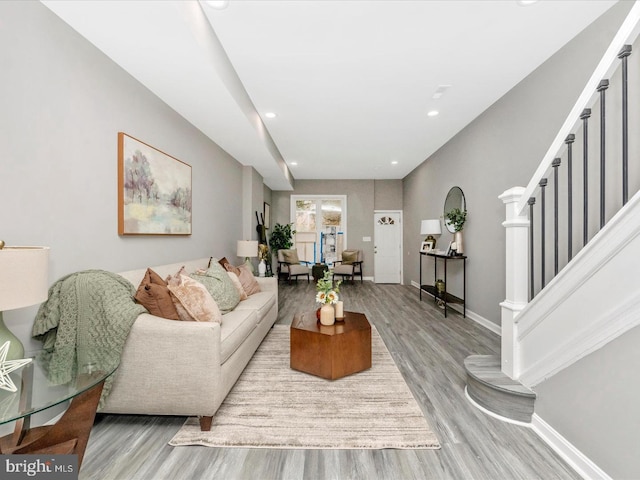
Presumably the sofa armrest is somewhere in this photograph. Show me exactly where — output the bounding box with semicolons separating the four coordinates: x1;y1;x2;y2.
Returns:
102;313;223;415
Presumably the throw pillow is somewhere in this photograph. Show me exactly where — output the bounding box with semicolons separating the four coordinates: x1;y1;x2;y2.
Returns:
218;257;230;269
281;249;300;264
341;250;358;265
190;262;241;314
227;271;248;300
134;268;180;320
224;263;261;296
167;274;222;323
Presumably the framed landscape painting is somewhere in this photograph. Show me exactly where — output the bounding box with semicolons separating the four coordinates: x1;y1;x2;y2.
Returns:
118;132;192;235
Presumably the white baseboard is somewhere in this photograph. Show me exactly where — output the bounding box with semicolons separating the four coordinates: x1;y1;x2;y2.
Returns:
411;282;501;336
531;414;611;480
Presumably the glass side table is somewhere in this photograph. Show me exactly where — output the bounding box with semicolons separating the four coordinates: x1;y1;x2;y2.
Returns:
0;351;117;469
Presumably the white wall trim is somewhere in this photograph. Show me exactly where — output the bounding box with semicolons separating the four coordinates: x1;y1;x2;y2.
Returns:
520;289;640;386
531;414;612;480
513;188;640;386
411;282;501;335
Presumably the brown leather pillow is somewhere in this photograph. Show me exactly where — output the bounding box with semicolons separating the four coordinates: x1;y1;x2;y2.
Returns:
134;268;180;320
341;250;358;265
218;257;230;269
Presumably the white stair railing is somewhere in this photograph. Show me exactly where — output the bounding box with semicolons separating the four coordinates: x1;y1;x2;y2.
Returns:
501;1;640;381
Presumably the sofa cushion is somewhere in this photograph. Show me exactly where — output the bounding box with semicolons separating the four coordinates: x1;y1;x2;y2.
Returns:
224;263;261;296
226;272;248;301
219;309;259;363
190;261;240;314
167;274;222;323
134;268;181;321
234;291;276;322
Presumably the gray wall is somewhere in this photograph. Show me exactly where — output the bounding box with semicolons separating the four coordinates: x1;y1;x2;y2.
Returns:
535;325;640;479
271;179;402;278
1;1;245;353
402;1;632;324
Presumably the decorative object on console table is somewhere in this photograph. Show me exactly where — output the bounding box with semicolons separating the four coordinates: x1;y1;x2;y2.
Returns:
117;132;192;235
237;240;258;274
0;243;49;360
420;219;441;248
257;244;269;277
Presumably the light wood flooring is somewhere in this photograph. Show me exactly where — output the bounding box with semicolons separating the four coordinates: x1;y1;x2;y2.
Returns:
79;280;580;480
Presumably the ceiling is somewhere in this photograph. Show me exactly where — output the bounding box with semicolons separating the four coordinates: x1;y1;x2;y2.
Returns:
41;0;617;190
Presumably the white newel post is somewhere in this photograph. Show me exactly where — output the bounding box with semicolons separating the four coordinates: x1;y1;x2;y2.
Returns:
498;187;529;379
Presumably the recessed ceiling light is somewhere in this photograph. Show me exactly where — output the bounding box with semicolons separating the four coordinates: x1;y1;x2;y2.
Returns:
432;85;451;100
265;112;277;119
516;0;539;6
290;161;298;166
391;161;398;165
205;1;229;9
427;110;439;117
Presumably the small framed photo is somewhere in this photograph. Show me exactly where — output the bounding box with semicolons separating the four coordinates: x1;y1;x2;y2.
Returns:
446;241;454;256
420;241;434;253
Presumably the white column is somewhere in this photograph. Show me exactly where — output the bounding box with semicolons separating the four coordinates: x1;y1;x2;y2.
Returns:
498;187;529;379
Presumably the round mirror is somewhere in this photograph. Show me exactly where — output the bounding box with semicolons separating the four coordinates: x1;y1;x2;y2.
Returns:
443;186;466;233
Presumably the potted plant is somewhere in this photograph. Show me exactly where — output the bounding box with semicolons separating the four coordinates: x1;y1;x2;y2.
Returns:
269;223;296;278
269;222;296;251
445;208;467;255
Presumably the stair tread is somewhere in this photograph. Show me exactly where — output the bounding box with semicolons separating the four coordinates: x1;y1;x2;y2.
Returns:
464;355;535;398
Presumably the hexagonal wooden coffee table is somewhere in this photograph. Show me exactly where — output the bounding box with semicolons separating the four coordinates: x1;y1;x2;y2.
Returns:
290;310;372;380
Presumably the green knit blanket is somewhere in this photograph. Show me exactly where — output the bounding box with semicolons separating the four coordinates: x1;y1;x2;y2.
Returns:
32;270;147;408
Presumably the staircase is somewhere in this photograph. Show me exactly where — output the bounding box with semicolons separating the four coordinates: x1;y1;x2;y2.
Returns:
465;2;640;424
464;355;535;423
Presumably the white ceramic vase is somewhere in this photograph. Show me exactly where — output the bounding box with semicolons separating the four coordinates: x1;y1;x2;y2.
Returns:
454;231;464;255
320;304;335;326
258;259;266;277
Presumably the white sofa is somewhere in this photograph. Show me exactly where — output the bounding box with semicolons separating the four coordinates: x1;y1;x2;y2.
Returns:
100;258;278;431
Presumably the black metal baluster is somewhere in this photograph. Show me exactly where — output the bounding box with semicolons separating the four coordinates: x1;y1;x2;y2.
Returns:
581;108;591;246
540;179;548;288
598;79;608;229
566;134;575;261
618;45;631;205
552;158;561;276
528;197;536;301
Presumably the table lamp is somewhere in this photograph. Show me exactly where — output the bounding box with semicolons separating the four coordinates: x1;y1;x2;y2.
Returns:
420;219;442;247
0;242;49;360
237;240;258;273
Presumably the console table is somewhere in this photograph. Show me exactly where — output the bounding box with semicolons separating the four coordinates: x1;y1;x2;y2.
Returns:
0;352;117;469
419;251;466;318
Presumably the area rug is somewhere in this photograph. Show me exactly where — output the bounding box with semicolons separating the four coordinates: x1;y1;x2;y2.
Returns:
169;324;440;449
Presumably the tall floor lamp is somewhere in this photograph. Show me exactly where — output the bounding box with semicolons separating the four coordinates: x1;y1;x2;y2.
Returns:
0;243;49;360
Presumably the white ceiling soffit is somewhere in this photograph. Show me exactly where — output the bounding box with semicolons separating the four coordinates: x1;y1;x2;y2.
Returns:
42;1;617;189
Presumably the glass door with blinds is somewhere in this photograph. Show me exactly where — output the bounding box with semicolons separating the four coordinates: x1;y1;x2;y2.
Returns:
291;195;347;266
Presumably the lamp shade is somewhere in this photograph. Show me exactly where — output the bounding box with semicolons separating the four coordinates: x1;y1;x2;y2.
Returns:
0;246;49;311
420;219;441;236
237;240;258;258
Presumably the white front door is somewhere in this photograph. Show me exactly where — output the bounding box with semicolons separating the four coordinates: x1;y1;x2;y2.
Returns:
374;211;402;283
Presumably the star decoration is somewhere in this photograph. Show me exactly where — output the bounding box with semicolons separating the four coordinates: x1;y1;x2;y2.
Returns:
0;341;32;393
